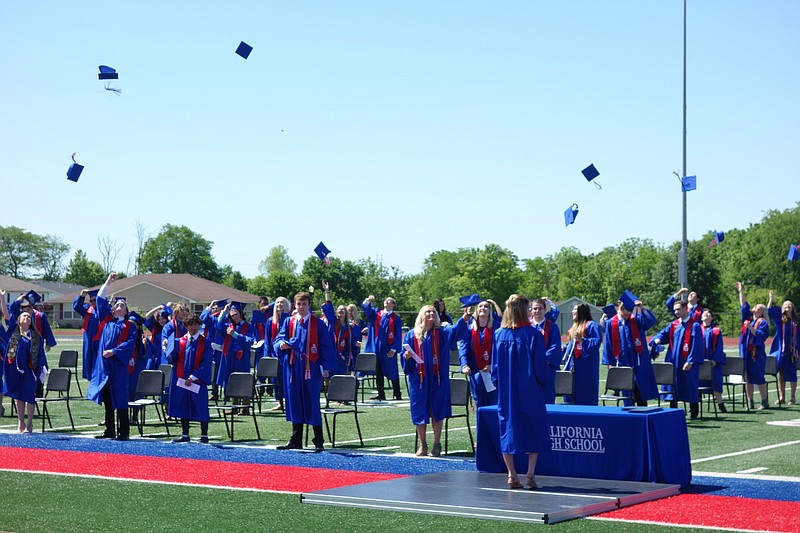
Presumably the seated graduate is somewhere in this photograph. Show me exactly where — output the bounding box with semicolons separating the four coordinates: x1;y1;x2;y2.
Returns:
169;313;214;443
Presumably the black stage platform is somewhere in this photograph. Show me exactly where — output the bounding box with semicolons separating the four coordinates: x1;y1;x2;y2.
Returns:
301;470;679;524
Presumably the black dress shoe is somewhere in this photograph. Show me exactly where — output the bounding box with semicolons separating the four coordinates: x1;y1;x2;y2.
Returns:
115;435;130;441
312;445;324;453
173;436;191;443
276;442;302;450
199;436;209;444
393;395;403;401
369;395;386;401
95;433;115;439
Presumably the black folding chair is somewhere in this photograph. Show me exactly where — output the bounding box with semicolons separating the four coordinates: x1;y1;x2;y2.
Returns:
58;349;82;396
353;353;377;403
697;362;717;418
555;370;574;400
599;366;634;406
209;372;260;441
128;370;170;437
444;378;474;454
321;375;363;448
723;357;746;412
254;357;279;413
36;368;75;431
652;362;675;407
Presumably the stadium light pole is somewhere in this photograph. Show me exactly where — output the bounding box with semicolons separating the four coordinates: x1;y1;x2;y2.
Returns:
678;0;689;288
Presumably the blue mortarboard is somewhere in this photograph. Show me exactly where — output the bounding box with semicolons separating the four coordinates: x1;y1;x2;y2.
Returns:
214;298;228;308
459;293;482;308
601;304;617;317
314;241;332;262
251;309;267;323
24;290;42;306
128;311;145;325
88;289;99;298
619;290;639;312
160;303;173;316
235;41;253;59
581;164;599;182
98;65;118;80
67;152;83;182
564;203;579;226
788;244;800;262
231;301;247;313
114;296;127;305
681;175;697;192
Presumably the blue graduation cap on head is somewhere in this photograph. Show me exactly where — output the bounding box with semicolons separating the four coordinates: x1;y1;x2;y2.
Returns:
564;203;579;226
230;301;247;313
314;241;332;263
114;296;127;305
649;341;664;360
251;309;267;323
67;152;83;182
98;65;118;80
788;244;800;262
681;175;697;192
459;293;482;308
235;41;253;59
214;298;229;309
160;303;174;316
87;289;99;299
601;304;617;317
128;311;145;325
24;290;42;306
618;290;639;312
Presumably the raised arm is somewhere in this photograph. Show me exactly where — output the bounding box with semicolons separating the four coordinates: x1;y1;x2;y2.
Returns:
736;281;746;308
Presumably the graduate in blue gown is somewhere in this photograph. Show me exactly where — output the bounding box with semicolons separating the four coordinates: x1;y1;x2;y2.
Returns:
215;302;256;409
263;297;291;412
168;313;213;443
322;296;359;378
199;300;226;401
9;295;56;377
665;287;704;323
347;303;367;372
161;302;190;366
362;295;403;401
530;298;562;404
602;299;658;406
402;305;468;457
126;313;148;403
736;282;770;410
491;294;549;490
0;289;10;417
274;290;337;451
562;303;601;406
87;273;137;440
768;290;798;406
3;310;47;433
143;304;170;371
73;289;100;381
652;300;703;418
457;299;501;408
700;308;727;413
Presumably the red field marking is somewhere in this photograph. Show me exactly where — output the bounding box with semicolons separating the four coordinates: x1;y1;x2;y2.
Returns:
0;446;405;492
598;493;800;533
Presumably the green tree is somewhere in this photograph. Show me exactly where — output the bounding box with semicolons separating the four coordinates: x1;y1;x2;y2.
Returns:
219;265;248;291
248;271;302;300
0;226;42;278
137;225;221;281
552;247;589;301
63;249;107;287
35;235;71;281
258;246;297;276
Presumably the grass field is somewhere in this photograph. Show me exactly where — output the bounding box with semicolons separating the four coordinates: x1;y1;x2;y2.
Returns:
2;337;799;531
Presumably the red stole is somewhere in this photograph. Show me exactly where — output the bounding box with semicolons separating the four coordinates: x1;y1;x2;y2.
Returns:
176;333;206;379
128;331;143;375
256;322;265;342
271;319;279;343
701;324;721;358
413;328;440;386
376;311;397;345
609;314;644;359
740;317;764;358
471;325;492;371
223;321;249;360
668;319;693;360
31;310;44;338
335;321;351;358
81;305;95;332
571;323;586;358
288;314;319;380
782;319;799;356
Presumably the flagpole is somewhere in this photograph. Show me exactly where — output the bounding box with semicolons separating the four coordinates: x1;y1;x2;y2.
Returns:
678;0;689;287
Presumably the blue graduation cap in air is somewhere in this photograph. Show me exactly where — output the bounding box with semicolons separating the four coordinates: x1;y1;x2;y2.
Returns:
67;152;83;182
235;41;253;59
709;230;725;248
98;65;118;80
581;164;599;182
24;290;42;306
459;293;482;308
160;303;174;316
564;203;579;226
618;290;639;312
681;175;697;192
601;304;617;317
788;244;800;262
314;241;331;262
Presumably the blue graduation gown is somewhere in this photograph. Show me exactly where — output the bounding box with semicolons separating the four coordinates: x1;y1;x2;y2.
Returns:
768;306;798;383
215;318;255;390
86;297;137;409
652;319;702;403
738;303;768;385
402;323;466;425
161;319;187;366
142;317;164;371
9;300;57;351
274;313;337;426
602;310;659;403
127;330;148;401
457;316;501;408
361;302;403;380
168;333;213;421
665;295;703;323
491;325;550;455
264;313;290;401
73;295;100;380
2;329;47;403
200;309;225;386
533;319;562;404
563;322;601;405
702;324;726;393
322;302;356;377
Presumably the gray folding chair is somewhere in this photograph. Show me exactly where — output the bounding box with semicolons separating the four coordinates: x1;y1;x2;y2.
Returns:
599;366;634;406
765;356;780;407
555;370;574;399
58;349;82;396
209;372;260;441
723;357;746;411
697;362;717;418
36;368;75;431
444;378;474;454
353;353;377;403
652;362;675;406
254;357;279;413
128;370;170;436
321;375;363;448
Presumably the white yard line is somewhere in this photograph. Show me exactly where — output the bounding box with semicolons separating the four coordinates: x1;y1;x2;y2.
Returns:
691;439;800;464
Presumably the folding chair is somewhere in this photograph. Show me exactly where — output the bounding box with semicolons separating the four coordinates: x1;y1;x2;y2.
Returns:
209;372;260;441
697;362;718;418
320;375;363;448
128;370;170;437
57;349;82;396
444;378;474;454
723;357;746;412
353;353;377;403
765;356;780;407
254;357;279;413
449;348;462;378
555;370;574;400
652;362;675;407
36;368;75;431
599;366;634;406
159;363;174;419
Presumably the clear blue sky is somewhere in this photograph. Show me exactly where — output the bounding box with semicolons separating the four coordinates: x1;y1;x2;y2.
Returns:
2;1;797;278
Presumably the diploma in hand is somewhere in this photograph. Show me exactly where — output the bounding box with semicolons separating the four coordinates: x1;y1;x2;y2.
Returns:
402;343;424;364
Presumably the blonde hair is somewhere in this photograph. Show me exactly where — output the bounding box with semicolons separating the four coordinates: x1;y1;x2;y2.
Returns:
273;297;291;320
347;303;361;322
500;294;529;329
414;305;441;341
471;301;492;331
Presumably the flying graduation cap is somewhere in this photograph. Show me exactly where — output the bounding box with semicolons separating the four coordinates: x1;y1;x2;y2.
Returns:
67;152;83;182
235;41;253;59
681;175;697;192
564;203;579;226
708;230;725;248
24;290;42;306
314;242;332;265
98;65;118;80
788;244;800;262
581;164;602;190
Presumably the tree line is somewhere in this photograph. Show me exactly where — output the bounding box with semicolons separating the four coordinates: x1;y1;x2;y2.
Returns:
2;203;798;336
